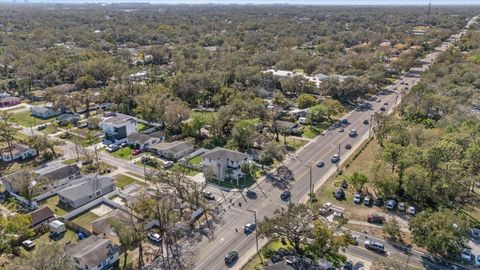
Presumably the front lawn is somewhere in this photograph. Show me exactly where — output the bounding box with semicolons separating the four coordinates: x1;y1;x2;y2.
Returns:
208;175;255;189
243;240;293;270
115;174;136;188
302;125;322;139
71;211;100;232
39;195;72;216
285;136;309;151
12;110;52;127
111;147;133;160
172;164;200;176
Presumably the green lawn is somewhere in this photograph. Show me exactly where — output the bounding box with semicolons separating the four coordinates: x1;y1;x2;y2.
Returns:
39;195;71;216
302;125;322;139
138;122;148;132
190;111;218;123
71;211;100;232
111;147;133;160
62;158;77;165
5;105;26;112
12;110;53;127
115;174;136;188
285;136;308;151
33;229;78;247
208;175;255;189
188;155;203;165
172;164;200;176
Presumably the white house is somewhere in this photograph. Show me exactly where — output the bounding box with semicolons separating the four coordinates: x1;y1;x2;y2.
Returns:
57;175;115;208
149;141;194;161
67;235;119;270
202;147;251;181
100;113;138;143
0;143;37;162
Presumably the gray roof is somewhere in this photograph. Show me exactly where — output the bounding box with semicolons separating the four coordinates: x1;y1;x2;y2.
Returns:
102;113;136;125
150;141;193;154
276;120;298;130
35;163;80;181
202;147;249;162
31;106;54;113
91;209;129;237
67;235;118;269
57;113;80;122
57;175;114;201
127;132;150;144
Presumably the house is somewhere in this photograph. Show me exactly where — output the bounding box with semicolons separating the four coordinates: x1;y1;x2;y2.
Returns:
57;113;80;126
0;143;37;162
31;106;60;119
29;90;47;101
57;175;115;208
34;163;81;188
202;147;251;181
91;209;128;245
289;108;308;119
67;235;119;270
127;131;165;150
149;141;194;161
29;206;55;230
0;96;21;107
100;113;138;143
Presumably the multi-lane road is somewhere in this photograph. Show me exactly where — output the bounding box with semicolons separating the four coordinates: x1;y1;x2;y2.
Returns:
192;15;478;270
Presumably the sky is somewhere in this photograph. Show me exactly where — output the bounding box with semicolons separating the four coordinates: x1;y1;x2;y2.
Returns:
5;0;480;4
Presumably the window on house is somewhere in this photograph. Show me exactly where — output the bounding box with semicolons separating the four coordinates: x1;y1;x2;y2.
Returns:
96;190;101;197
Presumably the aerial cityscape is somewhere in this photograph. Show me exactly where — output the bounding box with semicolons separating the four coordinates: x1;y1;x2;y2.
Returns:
0;2;479;270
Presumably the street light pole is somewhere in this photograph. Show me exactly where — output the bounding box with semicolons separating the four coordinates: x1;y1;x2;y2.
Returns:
247;209;261;263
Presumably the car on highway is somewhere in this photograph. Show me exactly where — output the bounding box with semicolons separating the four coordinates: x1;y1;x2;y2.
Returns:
353;193;363;204
380;107;386;112
246;190;257;198
367;213;385;224
316;160;325;168
348;130;357;137
37;124;48;130
407;206;416;215
345;144;352;150
333;188;345;200
224;251;239;265
203;191;215;200
148;232;162;243
461;249;473;262
106;144;119;152
398;202;406;211
364;240;384;253
339;128;344;132
244;223;256;233
363;119;369;125
331;154;340;163
386;199;396;210
280;190;291;201
383;102;388;106
132;149;142;156
364;196;372;206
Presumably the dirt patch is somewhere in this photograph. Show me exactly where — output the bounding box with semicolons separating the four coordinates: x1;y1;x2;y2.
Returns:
90;203;114;216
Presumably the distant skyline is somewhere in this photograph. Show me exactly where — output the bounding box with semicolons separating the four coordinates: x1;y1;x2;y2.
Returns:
3;0;480;4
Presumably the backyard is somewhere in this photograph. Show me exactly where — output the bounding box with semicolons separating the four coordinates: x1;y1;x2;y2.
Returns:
71;211;100;232
39;195;72;216
11;110;53;127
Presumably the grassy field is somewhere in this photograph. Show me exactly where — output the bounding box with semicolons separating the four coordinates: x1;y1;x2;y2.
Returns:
71;211;100;232
302;125;322;139
285;136;309;151
115;174;136;188
111;147;132;160
188;155;202;164
12;110;53;127
191;111;218;123
39;195;71;216
172;164;200;176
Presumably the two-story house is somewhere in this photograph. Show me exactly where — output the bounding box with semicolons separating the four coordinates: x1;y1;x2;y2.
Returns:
67;235;119;270
100;113;138;143
201;147;251;181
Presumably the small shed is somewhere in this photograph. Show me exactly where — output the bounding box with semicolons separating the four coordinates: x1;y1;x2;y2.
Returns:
49;220;66;235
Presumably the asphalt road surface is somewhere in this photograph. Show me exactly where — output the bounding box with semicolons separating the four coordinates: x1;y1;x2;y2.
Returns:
191;15;478;270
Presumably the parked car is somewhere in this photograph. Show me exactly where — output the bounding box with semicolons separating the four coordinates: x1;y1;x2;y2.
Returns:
386;199;396;210
334;188;345;200
120;142;128;148
367;214;385;224
363;119;369;125
383;102;389;106
461;249;473;262
246;190;257;198
398;202;406;211
331;154;340;163
224;251;239;265
348;130;358;137
407;206;416;215
203;191;215;200
471;228;480;239
380;107;386;112
345;144;352;150
340;180;348;189
280;190;291;201
106;144;119;152
339;128;344;132
341;119;348;124
364;240;384;252
22;240;35;250
244;223;256;233
343;261;353;270
148;232;162;243
364;196;372;206
163;161;174;169
132;149;142;156
316;160;325;168
81;159;93;166
353;193;363;204
375;197;384;207
37;124;48;130
476;255;480;267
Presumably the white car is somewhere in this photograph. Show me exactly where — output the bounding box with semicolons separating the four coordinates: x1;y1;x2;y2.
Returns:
398;202;406;211
331;154;340;163
148;232;162;243
407;206;416;215
106;144;119;152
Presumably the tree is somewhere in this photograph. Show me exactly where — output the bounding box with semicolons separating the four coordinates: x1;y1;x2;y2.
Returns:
272;91;288;107
109;212;143;270
259;141;285;166
409;209;469;257
231;118;259;151
346;172;368;192
306;104;329;125
0;214;35;254
6;242;75;270
0;111;20;161
372;112;392;147
403;165;431;206
296;94;317;109
383;219;401;241
163;99;191;134
304;221;349;260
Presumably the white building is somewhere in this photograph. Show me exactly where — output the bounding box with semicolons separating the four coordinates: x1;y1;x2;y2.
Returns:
202;147;251;181
100;113;138;143
0;143;37;162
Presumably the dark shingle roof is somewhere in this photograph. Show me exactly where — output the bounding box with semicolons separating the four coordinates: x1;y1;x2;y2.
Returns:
202;147;249;162
67;235;118;269
30;206;54;227
35;163;80;181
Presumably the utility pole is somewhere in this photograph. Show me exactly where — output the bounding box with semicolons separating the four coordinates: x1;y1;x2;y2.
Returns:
247;209;261;263
395;93;399;107
304;164;313;200
94;144;100;175
368;115;373;137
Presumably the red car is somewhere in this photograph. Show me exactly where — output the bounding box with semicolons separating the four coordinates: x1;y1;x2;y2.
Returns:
367;214;385;224
132;149;142;156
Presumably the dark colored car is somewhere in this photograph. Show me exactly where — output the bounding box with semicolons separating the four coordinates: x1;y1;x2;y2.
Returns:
367;214;385;224
244;223;256;234
345;144;352;150
334;188;345;200
340;180;348;189
380;107;386;112
132;149;142;156
363;119;369;125
225;251;239;265
280;190;291;201
37;124;48;130
375;197;384;207
341;119;349;124
246;190;257;198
